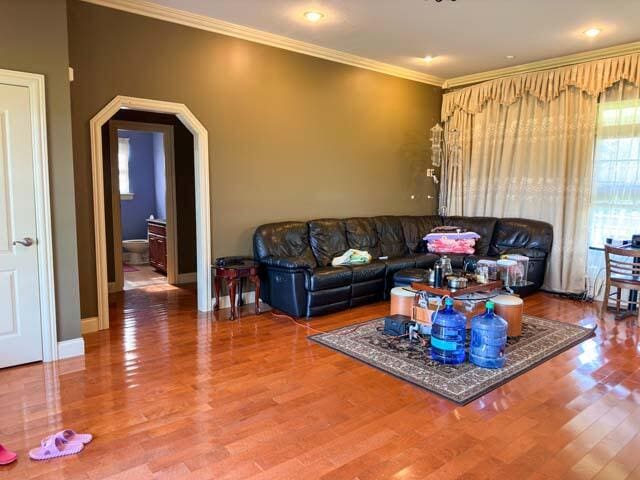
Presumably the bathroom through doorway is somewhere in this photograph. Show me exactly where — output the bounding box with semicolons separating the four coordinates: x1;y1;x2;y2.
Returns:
108;120;178;292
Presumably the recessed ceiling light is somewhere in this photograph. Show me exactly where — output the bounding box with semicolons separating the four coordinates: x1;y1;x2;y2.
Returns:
304;11;324;22
424;55;436;63
583;27;602;38
505;55;515;60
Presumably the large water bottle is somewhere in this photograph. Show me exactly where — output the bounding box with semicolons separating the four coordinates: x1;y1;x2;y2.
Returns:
430;297;467;365
470;301;508;368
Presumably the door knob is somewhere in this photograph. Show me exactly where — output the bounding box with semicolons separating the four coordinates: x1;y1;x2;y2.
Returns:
13;237;35;247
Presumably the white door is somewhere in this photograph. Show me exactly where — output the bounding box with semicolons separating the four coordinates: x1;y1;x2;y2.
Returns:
0;82;43;368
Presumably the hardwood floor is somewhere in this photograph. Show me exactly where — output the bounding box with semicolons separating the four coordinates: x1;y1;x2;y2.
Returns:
2;287;640;479
123;264;167;291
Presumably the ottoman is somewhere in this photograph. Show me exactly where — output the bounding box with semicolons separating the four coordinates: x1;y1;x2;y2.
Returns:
393;268;429;288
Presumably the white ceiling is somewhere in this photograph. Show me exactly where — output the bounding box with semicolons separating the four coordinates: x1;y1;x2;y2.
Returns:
142;0;640;80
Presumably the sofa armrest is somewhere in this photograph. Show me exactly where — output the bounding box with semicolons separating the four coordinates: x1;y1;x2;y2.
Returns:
260;256;313;270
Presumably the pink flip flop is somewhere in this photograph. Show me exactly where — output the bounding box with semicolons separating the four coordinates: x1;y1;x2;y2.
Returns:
0;444;17;465
29;435;83;461
56;429;93;445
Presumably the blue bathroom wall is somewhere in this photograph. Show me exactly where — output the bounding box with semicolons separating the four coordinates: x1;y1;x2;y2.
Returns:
119;130;157;240
153;132;166;221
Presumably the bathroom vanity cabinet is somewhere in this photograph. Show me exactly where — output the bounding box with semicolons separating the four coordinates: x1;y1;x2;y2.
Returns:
148;219;167;274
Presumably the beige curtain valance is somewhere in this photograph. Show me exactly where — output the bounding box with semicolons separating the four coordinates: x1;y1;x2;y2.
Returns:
442;53;640;120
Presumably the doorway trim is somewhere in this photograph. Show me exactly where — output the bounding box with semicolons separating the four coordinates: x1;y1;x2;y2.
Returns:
0;68;58;361
90;96;211;330
107;121;178;291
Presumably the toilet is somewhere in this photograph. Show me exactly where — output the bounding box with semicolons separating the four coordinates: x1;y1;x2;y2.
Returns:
122;239;149;265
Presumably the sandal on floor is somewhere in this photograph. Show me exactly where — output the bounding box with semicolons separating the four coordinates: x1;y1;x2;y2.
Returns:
29;435;83;461
56;429;93;445
0;444;17;465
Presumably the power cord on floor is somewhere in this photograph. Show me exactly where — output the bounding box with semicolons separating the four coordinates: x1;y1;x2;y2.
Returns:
270;310;378;336
541;288;591;302
270;311;328;334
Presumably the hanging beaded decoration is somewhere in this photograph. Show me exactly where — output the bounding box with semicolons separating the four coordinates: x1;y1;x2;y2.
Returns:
429;123;444;167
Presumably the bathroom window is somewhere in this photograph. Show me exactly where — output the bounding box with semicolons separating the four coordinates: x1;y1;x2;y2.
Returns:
118;137;134;200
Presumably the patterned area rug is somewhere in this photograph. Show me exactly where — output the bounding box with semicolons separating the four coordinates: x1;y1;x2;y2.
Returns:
309;315;595;405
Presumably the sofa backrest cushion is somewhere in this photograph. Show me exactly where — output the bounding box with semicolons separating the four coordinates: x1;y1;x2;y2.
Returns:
373;216;408;258
400;215;443;252
443;216;498;256
489;218;553;257
253;221;318;267
308;219;349;267
344;218;382;258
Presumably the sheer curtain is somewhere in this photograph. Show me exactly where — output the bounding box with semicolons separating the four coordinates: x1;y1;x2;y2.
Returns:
442;109;472;215
462;88;597;292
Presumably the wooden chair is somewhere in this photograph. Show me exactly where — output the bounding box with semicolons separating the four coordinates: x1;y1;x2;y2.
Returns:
600;244;640;322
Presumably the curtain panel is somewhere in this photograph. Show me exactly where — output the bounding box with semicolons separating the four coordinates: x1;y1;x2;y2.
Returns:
441;53;640;293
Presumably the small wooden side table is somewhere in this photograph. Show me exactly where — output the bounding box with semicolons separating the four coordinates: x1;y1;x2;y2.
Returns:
212;260;261;320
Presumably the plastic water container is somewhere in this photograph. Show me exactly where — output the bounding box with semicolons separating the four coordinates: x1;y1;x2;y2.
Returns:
430;297;467;365
470;301;508;369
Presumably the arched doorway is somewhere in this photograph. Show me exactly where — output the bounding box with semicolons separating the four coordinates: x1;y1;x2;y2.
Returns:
90;96;211;329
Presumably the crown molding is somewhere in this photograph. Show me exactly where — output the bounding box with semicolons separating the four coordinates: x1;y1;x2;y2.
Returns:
443;41;640;89
80;0;444;87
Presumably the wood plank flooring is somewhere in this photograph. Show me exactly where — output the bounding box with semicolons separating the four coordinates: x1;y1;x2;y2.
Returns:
1;286;639;479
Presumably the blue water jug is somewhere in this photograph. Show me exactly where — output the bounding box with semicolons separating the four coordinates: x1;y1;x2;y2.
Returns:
430;297;467;365
470;301;508;369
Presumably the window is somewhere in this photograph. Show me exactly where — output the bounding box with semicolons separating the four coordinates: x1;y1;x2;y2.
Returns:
118;137;134;200
588;97;640;247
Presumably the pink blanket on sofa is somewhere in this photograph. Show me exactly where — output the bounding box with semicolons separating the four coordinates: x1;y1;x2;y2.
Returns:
424;231;480;255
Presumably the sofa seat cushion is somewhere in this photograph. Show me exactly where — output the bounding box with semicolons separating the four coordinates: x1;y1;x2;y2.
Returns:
494;247;548;259
344;217;382;258
384;257;416;272
308;219;349;267
306;266;352;291
411;253;439;269
348;261;386;283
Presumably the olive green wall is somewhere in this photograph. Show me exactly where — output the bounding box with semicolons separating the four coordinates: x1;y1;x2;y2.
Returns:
67;0;443;318
0;0;81;341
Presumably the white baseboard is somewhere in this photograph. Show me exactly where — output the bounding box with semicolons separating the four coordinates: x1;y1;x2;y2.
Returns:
216;291;256;309
57;337;85;360
81;316;99;334
176;272;197;284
